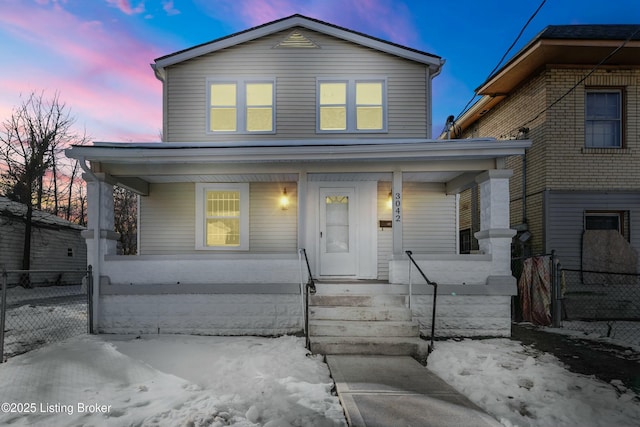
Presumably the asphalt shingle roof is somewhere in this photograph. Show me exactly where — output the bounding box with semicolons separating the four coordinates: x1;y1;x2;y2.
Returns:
539;24;640;41
0;196;84;230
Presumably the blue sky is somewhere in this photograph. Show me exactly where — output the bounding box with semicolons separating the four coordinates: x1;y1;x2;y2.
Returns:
0;0;638;141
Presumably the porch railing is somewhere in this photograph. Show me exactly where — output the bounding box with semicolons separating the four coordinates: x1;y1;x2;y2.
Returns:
405;250;438;353
299;249;316;350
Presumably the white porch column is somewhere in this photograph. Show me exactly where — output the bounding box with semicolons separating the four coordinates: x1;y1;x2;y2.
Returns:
82;173;119;330
474;170;516;280
392;171;403;256
297;172;307;251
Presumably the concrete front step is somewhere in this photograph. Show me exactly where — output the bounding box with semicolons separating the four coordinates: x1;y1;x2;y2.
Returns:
309;294;407;307
310;336;427;356
314;283;409;295
310;306;412;321
309;320;419;337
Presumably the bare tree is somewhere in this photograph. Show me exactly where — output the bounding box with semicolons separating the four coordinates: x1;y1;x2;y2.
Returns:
0;91;86;272
114;185;138;255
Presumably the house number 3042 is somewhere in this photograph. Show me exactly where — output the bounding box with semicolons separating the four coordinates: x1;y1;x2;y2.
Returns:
394;192;401;222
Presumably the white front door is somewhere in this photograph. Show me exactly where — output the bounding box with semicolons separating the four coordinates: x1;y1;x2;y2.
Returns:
319;187;357;276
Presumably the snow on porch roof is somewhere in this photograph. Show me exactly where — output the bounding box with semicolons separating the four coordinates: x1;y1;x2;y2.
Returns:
66;138;531;164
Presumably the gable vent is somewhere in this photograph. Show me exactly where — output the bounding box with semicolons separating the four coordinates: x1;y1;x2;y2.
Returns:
275;30;320;49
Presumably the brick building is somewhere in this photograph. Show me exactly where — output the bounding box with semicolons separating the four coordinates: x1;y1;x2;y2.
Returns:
450;25;640;270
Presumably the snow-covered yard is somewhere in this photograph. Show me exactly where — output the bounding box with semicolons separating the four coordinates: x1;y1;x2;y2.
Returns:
0;335;346;427
0;332;638;427
428;338;640;427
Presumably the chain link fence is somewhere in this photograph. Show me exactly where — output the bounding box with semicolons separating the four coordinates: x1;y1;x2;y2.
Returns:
1;269;90;362
561;269;640;344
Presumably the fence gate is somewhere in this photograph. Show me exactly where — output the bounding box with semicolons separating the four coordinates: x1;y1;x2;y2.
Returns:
1;269;91;362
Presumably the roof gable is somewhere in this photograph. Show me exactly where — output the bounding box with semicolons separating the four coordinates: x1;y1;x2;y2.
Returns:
152;14;443;76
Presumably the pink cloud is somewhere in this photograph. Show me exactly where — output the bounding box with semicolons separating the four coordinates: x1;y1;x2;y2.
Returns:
0;1;164;141
219;0;419;47
162;0;180;16
106;0;145;15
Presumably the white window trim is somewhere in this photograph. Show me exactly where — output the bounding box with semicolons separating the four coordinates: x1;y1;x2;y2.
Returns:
316;77;387;133
206;78;276;135
585;88;622;148
195;183;250;250
584;211;623;233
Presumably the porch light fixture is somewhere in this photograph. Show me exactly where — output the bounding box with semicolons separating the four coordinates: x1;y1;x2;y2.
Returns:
280;188;290;210
387;191;393;210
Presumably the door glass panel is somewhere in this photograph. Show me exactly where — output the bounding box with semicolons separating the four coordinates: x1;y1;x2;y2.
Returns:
325;195;349;253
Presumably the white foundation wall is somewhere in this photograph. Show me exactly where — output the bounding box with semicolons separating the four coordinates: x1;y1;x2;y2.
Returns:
412;295;512;337
99;294;303;335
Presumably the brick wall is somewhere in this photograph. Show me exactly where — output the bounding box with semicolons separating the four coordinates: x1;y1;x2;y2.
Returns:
460;67;640;254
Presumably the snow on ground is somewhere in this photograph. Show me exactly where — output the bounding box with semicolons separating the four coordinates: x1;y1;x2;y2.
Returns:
427;338;640;427
2;315;640;427
0;335;346;427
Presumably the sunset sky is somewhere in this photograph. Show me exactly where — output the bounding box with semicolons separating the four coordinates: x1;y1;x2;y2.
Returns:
1;0;638;141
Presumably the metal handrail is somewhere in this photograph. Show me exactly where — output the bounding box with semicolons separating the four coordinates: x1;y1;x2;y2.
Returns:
405;251;438;353
299;249;316;350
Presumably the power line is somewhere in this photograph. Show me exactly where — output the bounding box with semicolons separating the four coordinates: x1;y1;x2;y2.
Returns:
505;25;640;137
443;0;547;136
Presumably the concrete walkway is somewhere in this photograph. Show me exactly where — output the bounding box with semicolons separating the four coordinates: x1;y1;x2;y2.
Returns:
326;355;502;427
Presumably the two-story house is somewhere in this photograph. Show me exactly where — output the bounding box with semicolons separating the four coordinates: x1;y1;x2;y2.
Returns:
66;15;530;354
452;25;640;275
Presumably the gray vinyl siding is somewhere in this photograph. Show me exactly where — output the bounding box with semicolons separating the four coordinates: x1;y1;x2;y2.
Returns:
402;183;457;254
140;183;195;254
249;182;298;252
545;190;640;269
164;27;429;142
0;219;86;271
139;182;297;255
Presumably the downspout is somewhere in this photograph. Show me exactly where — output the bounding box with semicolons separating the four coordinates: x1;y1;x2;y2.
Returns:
522;149;527;224
427;60;445;138
78;157;101;333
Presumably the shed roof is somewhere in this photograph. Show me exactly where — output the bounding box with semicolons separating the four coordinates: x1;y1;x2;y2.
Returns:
0;196;84;231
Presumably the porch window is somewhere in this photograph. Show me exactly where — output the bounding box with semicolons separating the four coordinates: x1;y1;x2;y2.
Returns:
208;79;275;133
585;89;622;148
195;183;249;250
317;79;386;132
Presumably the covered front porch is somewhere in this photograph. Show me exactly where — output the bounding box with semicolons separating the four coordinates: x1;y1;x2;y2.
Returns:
66;138;530;338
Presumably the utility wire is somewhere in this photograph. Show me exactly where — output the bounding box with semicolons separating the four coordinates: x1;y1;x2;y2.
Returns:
443;0;547;136
505;25;640;137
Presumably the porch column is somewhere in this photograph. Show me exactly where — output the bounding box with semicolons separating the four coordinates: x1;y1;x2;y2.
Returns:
297;172;307;250
82;173;119;330
474;170;516;280
392;171;403;256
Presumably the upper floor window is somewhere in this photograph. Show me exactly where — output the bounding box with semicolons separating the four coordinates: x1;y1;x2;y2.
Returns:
317;79;386;133
208;79;275;133
585;89;622;148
